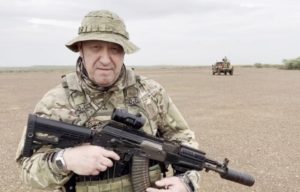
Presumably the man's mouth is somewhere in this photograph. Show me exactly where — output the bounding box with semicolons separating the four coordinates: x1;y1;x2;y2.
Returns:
98;68;112;71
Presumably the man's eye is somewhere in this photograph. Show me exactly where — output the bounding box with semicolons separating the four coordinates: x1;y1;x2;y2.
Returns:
111;47;123;53
91;46;100;49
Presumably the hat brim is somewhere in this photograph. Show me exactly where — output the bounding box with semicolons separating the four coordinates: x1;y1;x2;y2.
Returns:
65;33;139;54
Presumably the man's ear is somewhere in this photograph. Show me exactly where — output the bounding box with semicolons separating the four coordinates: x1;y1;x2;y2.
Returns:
78;42;83;57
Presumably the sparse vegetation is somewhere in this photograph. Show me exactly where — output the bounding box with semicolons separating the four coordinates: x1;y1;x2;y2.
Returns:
254;63;263;68
0;66;75;73
252;63;284;69
241;65;253;68
0;65;210;73
282;57;300;70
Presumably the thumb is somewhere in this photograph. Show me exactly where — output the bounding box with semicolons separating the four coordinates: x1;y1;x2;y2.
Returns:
155;177;177;187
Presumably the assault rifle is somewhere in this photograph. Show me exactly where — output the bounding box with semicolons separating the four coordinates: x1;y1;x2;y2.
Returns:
23;109;255;191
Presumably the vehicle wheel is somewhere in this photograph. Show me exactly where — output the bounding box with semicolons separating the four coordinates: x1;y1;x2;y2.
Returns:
225;72;227;75
218;70;221;75
213;71;215;75
230;71;233;75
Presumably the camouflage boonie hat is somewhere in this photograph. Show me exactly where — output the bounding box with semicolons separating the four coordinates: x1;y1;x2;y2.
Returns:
66;10;139;54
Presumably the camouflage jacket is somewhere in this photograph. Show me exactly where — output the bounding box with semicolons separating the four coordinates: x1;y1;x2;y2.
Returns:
16;64;200;191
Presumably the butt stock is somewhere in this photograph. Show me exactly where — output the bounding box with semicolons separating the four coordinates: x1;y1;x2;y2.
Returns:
23;114;92;157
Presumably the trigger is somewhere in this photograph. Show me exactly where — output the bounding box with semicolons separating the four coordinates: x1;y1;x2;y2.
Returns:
117;153;132;164
124;154;132;162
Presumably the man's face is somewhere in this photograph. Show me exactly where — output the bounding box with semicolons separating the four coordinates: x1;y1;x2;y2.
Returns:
79;40;125;87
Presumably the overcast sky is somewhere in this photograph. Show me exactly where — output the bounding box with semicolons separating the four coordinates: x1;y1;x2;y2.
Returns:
1;0;299;67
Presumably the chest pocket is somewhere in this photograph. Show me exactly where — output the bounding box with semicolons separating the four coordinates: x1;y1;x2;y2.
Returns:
125;78;162;136
62;73;96;126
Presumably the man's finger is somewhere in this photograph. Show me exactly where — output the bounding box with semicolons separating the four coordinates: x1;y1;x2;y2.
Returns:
99;157;114;167
146;187;170;192
96;163;107;172
90;170;100;176
102;150;120;160
155;177;179;187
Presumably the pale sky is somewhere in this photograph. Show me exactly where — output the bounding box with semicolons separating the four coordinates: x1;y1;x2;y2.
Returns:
1;0;299;67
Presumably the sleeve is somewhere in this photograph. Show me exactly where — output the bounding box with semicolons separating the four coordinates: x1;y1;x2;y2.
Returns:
156;85;201;191
15;85;77;190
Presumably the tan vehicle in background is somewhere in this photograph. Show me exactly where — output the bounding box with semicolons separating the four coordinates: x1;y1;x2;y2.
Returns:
212;57;234;75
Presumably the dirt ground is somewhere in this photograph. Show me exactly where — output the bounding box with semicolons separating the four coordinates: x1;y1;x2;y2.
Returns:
0;67;299;192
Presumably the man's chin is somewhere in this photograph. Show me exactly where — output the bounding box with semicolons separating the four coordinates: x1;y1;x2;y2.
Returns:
94;78;114;87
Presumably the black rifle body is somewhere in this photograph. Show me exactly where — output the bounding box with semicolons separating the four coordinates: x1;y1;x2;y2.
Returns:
23;111;255;189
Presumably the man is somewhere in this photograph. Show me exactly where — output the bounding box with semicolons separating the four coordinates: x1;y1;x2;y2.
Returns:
16;10;200;192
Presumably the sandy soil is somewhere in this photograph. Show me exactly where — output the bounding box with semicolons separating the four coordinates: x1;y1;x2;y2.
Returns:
0;67;299;192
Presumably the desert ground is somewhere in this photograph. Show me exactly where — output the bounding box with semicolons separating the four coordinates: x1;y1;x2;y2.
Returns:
0;67;299;192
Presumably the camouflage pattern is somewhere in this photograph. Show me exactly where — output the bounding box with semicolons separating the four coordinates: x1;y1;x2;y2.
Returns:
75;164;161;192
65;10;139;54
16;58;200;192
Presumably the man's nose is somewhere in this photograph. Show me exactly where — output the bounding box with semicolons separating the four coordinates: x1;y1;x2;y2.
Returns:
99;47;111;65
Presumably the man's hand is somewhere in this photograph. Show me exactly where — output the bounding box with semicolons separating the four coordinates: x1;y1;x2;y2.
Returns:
63;144;120;175
146;177;189;192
